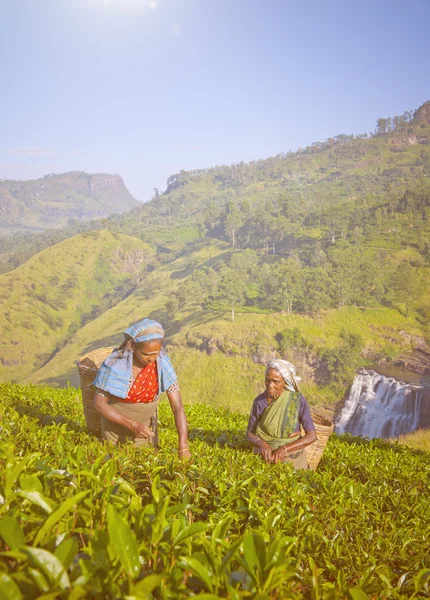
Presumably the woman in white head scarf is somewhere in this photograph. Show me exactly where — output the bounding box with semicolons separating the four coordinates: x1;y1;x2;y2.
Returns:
246;359;316;469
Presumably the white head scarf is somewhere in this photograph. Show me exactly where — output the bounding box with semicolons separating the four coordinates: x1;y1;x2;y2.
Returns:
266;359;301;392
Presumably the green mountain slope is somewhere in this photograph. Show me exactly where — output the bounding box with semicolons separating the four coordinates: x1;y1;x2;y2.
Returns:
0;230;154;381
105;101;430;236
0;171;140;234
22;234;425;411
27;306;424;410
2;102;429;274
1;102;428;407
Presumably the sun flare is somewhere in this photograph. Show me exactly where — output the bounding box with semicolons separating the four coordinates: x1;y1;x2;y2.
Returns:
103;0;158;7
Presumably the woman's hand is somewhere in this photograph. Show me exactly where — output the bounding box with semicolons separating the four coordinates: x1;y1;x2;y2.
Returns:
271;446;287;464
257;440;273;462
246;431;272;462
94;393;156;441
130;421;155;439
178;446;192;460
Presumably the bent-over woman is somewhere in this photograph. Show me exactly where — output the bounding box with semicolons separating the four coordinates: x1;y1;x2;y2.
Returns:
246;359;316;469
92;318;191;459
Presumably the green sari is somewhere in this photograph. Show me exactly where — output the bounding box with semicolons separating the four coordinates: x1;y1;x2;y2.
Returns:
254;390;301;450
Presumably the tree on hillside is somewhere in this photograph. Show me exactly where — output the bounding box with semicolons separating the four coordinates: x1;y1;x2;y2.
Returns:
352;226;364;245
165;295;179;317
271;216;298;255
178;279;203;309
300;267;334;313
307;242;328;267
224;207;244;249
374;208;383;233
217;267;246;322
176;267;220;310
264;258;302;314
327;241;359;307
276;327;307;358
202;201;222;233
399;178;430;218
376;118;390;136
113;248;153;286
279;194;302;222
318;330;363;385
413;100;430;124
229;249;259;282
388;262;424;317
192;267;220;304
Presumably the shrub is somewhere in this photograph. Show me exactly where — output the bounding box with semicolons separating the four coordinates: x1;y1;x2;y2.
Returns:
0;382;428;599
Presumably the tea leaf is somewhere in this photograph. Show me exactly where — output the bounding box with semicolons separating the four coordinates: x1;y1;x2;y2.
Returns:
130;573;165;598
0;573;23;600
242;531;267;578
33;490;90;545
16;491;54;515
180;555;214;592
22;547;70;590
0;517;24;549
54;538;79;570
174;522;208;545
107;505;140;579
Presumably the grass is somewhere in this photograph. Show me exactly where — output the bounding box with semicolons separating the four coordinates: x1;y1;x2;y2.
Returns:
0;231;153;382
393;429;430;453
169;347;264;413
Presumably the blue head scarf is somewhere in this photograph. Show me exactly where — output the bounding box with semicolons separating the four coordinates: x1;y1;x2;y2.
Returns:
125;318;165;343
92;318;177;399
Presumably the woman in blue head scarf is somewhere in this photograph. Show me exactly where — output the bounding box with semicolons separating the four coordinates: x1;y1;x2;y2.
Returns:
93;318;191;459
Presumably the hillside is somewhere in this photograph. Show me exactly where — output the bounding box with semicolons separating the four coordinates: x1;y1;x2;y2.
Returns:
0;171;140;234
19;234;425;411
0;231;154;381
1;102;429;274
0;382;429;599
105;101;430;245
0;102;429;407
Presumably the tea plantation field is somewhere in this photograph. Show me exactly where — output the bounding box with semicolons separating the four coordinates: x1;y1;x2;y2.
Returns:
0;383;429;599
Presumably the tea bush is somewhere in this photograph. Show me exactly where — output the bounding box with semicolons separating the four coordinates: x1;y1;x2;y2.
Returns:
0;383;429;599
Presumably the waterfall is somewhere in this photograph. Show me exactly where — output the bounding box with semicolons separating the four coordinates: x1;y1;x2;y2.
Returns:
336;369;424;438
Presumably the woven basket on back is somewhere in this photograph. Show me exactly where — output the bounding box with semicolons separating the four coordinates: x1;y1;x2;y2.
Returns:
77;347;114;437
302;410;334;470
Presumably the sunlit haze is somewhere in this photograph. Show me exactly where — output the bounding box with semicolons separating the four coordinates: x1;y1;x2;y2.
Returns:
0;0;429;201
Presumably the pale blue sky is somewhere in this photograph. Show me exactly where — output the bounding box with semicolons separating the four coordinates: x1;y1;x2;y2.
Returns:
1;0;429;201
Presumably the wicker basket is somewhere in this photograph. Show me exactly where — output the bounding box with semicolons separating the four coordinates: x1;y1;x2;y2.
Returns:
77;347;114;437
302;410;334;470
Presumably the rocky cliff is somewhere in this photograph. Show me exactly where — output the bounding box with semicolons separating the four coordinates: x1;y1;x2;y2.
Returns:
0;171;140;233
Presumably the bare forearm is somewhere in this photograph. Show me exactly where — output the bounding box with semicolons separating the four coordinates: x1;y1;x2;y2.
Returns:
167;391;189;448
246;431;264;447
283;430;316;453
94;394;133;430
173;408;188;447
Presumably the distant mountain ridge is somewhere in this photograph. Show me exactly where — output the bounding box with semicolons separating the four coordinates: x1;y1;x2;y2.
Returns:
1;101;429;274
0;171;140;234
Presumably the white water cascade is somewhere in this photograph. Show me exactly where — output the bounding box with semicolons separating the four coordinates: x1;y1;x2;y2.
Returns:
336;369;424;438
